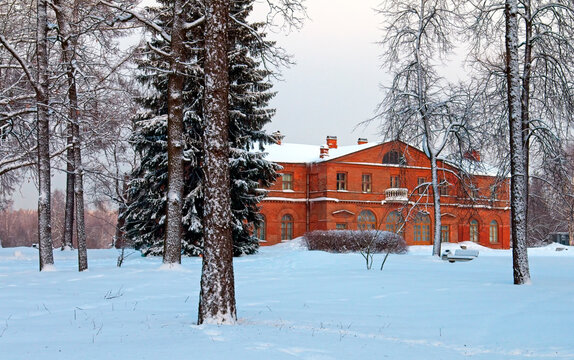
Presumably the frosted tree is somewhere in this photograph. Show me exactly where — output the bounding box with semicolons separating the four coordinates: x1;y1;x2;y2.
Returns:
376;0;472;257
504;0;530;284
0;2;38;207
101;0;205;265
468;0;574;283
0;0;55;270
52;0;89;270
124;0;280;258
197;0;304;325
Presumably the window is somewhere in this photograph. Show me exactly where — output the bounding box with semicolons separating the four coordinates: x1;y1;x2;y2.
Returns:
282;173;293;190
470;185;479;199
414;213;431;242
390;175;401;188
470;219;479;243
362;174;372;193
336;223;348;230
255;216;266;241
385;210;404;235
281;214;294;240
490;186;498;200
383;150;406;165
489;220;498;243
336;172;347;191
441;225;450;243
358;210;376;230
417;177;426;194
439;184;449;196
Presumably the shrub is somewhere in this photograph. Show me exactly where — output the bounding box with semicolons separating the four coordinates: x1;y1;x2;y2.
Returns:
303;230;408;254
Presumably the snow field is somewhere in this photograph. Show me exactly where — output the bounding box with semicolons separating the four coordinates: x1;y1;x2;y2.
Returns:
0;240;573;359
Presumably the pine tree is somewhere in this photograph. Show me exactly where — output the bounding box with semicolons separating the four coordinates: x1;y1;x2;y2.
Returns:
123;0;279;257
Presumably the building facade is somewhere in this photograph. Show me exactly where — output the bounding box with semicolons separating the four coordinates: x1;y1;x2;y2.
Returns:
257;136;510;249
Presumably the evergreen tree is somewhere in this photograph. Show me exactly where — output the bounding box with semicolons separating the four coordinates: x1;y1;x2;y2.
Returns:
123;0;279;257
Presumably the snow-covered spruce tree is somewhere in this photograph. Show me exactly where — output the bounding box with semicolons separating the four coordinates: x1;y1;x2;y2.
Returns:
122;0;279;257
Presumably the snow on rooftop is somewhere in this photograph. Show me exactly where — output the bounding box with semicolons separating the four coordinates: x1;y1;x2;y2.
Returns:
261;141;380;163
253;139;502;177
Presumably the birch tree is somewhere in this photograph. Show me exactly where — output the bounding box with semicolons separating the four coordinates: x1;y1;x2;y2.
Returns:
468;0;574;283
36;0;54;270
376;0;471;257
52;0;88;270
504;0;530;284
0;2;37;206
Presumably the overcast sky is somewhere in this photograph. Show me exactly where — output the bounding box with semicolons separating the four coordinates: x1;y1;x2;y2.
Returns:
262;0;387;146
11;0;387;209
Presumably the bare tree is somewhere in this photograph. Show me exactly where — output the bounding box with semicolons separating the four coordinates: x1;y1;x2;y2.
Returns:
375;0;473;257
52;0;88;270
468;0;574;283
503;0;530;284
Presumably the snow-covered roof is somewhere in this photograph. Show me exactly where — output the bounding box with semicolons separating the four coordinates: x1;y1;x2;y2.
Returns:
254;140;503;177
261;142;380;163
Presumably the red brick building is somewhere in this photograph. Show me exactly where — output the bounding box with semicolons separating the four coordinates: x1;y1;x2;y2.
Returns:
257;136;510;249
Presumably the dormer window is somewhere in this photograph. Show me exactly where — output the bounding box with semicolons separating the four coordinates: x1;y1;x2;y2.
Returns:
383;150;406;165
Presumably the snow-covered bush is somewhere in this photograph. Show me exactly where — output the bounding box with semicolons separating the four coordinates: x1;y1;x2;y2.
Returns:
303;230;407;254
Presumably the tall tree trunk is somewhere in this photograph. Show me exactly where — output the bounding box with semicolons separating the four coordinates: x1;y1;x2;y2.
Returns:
37;0;54;270
63;133;74;250
521;0;532;241
505;0;530;284
163;0;185;265
198;0;237;325
54;0;88;271
73;122;87;271
415;0;442;257
430;153;442;256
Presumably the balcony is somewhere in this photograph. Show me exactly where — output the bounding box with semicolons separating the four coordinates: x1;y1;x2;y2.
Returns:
384;188;409;203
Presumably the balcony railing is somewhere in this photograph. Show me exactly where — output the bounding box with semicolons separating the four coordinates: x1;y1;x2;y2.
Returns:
384;188;409;203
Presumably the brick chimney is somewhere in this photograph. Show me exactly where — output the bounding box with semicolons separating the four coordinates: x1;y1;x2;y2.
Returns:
357;138;368;145
326;136;338;149
463;149;481;162
320;145;329;159
271;130;284;145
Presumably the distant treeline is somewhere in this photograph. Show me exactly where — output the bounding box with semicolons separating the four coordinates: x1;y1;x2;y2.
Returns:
0;207;117;249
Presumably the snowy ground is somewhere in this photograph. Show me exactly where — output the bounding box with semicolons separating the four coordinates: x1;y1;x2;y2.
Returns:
1;241;573;360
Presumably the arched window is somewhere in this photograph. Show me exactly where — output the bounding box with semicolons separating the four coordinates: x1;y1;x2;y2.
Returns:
489;220;498;243
281;214;294;240
470;219;479;243
414;213;430;242
385;210;404;235
358;210;376;230
255;216;266;241
383;150;406;165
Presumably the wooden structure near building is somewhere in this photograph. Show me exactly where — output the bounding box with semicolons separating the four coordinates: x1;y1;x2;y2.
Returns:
257;135;510;249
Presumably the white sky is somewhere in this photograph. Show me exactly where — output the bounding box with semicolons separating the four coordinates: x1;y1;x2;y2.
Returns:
11;0;388;209
262;0;387;146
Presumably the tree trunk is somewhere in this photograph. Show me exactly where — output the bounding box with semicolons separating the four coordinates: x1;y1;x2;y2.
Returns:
36;0;54;271
505;0;531;284
54;0;88;271
430;153;442;256
198;0;237;325
163;0;186;265
415;0;442;257
521;0;532;242
73;123;88;271
63;136;74;250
